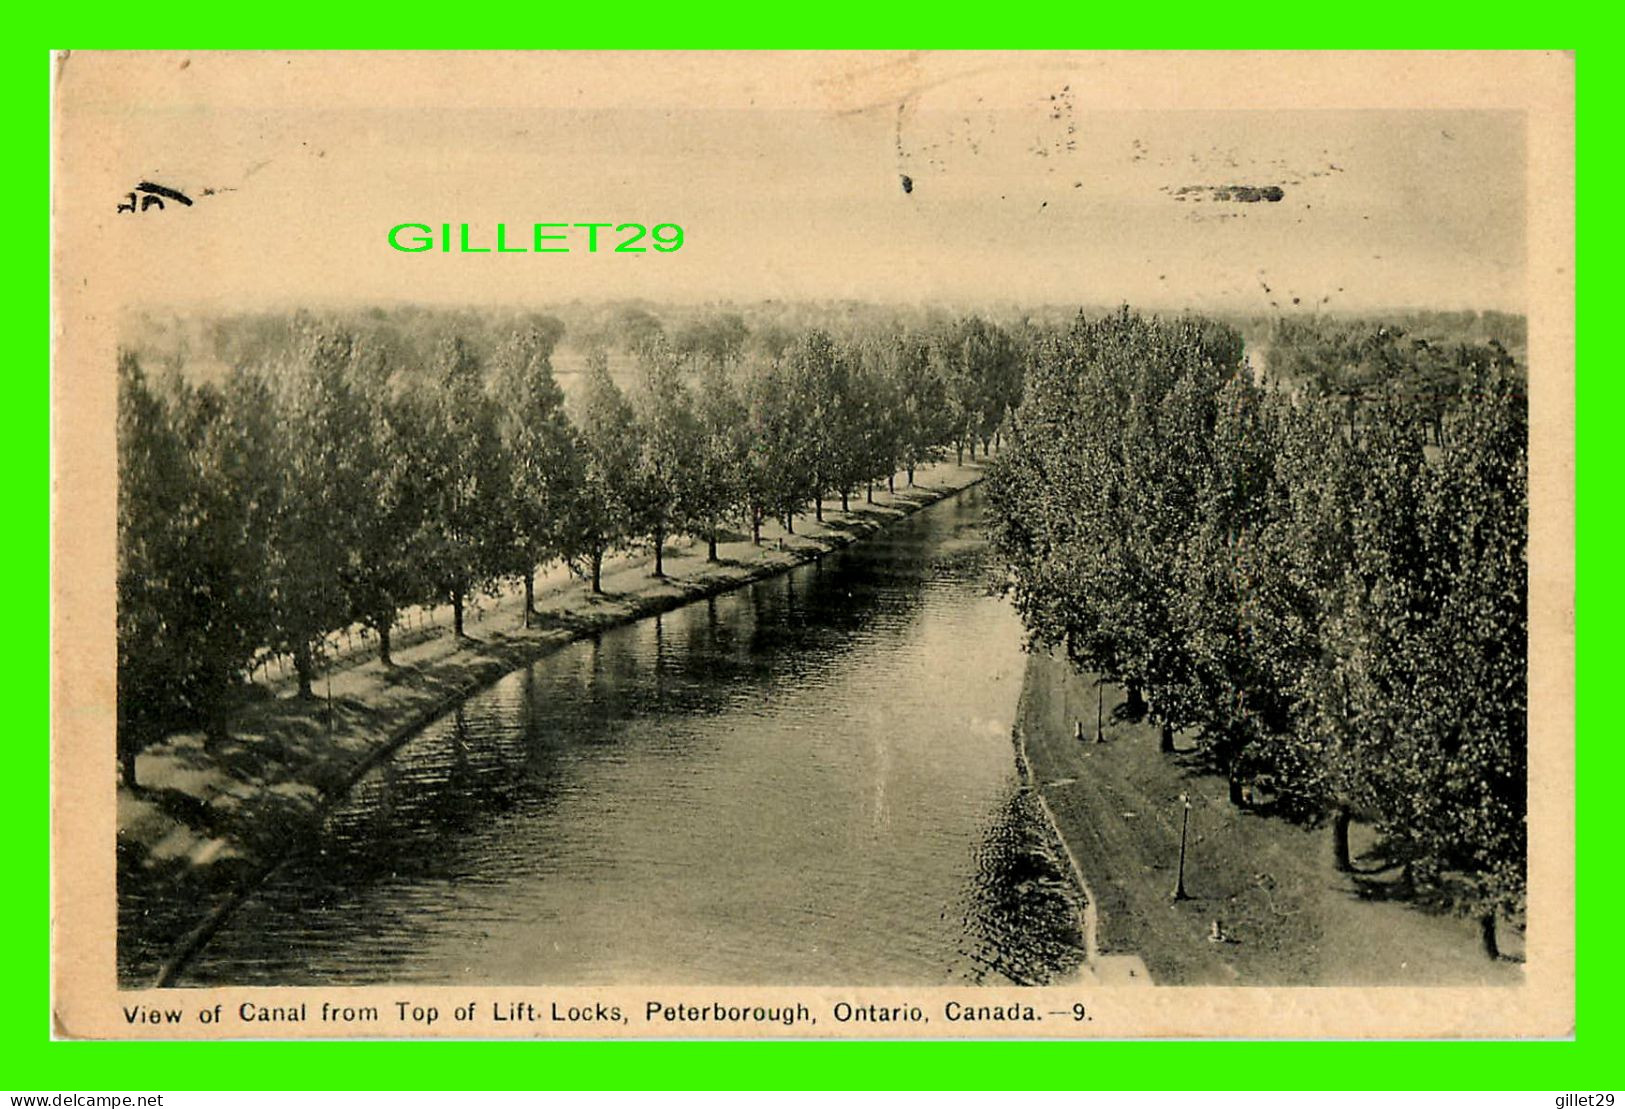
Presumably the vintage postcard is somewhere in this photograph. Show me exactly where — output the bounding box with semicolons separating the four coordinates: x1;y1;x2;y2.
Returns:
51;50;1574;1039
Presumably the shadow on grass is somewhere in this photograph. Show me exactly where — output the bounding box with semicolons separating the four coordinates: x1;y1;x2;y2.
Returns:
1348;870;1459;917
1339;835;1459;916
839;504;900;521
1110;701;1149;725
534;604;630;634
816;517;874;539
887;491;936;509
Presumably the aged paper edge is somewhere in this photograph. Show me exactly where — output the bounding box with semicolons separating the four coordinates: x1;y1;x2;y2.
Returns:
49;50;1576;1041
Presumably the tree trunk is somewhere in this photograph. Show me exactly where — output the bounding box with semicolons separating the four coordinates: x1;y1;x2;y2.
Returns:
294;642;315;700
707;531;718;562
786;512;795;535
1332;809;1353;872
121;743;138;790
969;439;976;460
751;507;761;545
522;569;535;628
814;497;823;523
956;443;964;466
906;466;915;486
1126;683;1147;720
1160;722;1175;753
591;548;604;594
452;590;465;637
888;474;896;494
653;524;666;577
377;618;393;668
866;480;873;504
1479;912;1500;960
1228;768;1246;807
841;489;849;512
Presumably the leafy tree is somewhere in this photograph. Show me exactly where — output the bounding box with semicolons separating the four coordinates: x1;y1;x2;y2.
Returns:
1413;365;1528;953
674;312;749;369
610;305;665;358
420;335;509;636
347;368;432;665
782;330;850;522
932;316;1019;463
1306;401;1434;867
1314;370;1528;953
1176;376;1316;804
791;330;870;513
203;364;282;691
1264;396;1368;856
629;340;700;577
850;342;905;502
748;321;796;366
117;358;199;782
267;326;376;693
991;309;1240;732
116;354;276;785
887;333;953;487
492;325;579;623
691;360;751;559
743;357;816;538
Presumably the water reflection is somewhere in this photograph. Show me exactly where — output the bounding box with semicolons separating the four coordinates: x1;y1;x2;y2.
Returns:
179;487;1085;986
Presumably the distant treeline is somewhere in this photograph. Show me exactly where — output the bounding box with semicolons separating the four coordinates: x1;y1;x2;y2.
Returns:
120;301;1525;387
116;309;1025;786
987;308;1527;955
1261;314;1527;444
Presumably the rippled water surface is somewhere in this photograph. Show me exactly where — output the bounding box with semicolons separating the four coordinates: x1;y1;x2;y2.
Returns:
181;486;1085;986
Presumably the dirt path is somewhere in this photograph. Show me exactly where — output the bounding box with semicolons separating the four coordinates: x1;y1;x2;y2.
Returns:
1018;649;1524;986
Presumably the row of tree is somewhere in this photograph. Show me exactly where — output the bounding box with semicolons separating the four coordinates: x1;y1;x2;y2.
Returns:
116;312;1027;786
987;308;1527;954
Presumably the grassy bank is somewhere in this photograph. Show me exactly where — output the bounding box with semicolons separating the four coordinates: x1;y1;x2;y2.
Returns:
1015;649;1525;986
118;460;989;986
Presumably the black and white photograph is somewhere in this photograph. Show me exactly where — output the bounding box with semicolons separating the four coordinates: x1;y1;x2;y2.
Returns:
51;50;1574;1038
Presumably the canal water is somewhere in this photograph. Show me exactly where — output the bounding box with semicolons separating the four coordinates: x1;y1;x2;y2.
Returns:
178;485;1086;986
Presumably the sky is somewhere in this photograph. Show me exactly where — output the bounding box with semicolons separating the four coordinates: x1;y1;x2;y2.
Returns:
57;51;1540;316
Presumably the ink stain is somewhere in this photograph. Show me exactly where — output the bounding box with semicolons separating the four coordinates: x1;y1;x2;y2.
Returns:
136;182;194;207
900;174;913;195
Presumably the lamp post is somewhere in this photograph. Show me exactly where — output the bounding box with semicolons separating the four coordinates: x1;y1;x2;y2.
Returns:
1173;792;1192;901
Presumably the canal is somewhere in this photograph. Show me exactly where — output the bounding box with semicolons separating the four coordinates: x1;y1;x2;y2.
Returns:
178;485;1086;986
